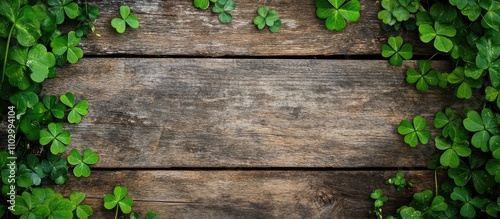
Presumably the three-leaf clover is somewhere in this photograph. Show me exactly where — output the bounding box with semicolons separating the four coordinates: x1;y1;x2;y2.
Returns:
67;148;99;177
253;6;282;33
48;0;80;24
450;186;488;218
6;44;56;84
435;135;471;168
39;122;71;155
486;159;500;183
410;190;448;214
434;107;464;140
70;191;94;219
212;0;235;23
370;189;388;208
60;92;89;124
479;0;500;32
378;0;420;25
398;115;430;147
41;153;69;185
42;95;66;119
386;172;413;191
447;67;482;99
51;31;83;64
381;36;413;66
419;22;456;52
111;6;140;34
463;108;499;152
406;60;439;91
315;0;361;31
447;153;495;194
104;186;134;214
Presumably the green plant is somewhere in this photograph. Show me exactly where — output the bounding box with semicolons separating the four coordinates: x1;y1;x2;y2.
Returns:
406;60;439;92
111;5;140;34
370;189;388;219
212;0;235;23
194;0;236;24
387;172;414;191
377;0;421;31
315;0;361;31
103;186;134;219
253;6;282;33
381;36;413;66
372;1;500;215
67;148;99;177
397;115;430;147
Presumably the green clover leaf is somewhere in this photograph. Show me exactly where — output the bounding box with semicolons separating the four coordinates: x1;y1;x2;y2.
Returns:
479;0;500;32
486;159;500;182
47;196;73;219
111;6;140;34
370;189;388;208
434;107;465;140
448;153;495;194
212;0;234;23
381;36;413;66
253;6;282;33
315;0;361;31
42;95;66;119
41;153;69;185
463;108;499;152
398;115;430;147
67;148;99;177
60;92;89;124
194;0;210;10
69;191;93;219
11;192;50;218
27;44;56;83
447;67;482;99
450;187;478;218
39;122;71;155
435;135;471;168
449;0;481;21
406;60;439;91
419;22;456;52
103;186;134;214
51;31;83;64
0;3;42;47
48;0;80;24
9;90;38;113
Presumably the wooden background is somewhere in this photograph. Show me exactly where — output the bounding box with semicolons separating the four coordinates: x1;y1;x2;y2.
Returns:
44;0;455;218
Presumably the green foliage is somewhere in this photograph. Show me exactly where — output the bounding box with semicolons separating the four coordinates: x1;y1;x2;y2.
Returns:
194;0;236;24
60;92;89;124
111;6;140;34
67;148;99;177
463;108;499;152
377;0;422;31
212;0;235;23
406;60;438;91
51;31;83;64
381;36;413;66
9;188;92;219
104;186;134;216
39;122;71;154
253;6;282;33
370;189;388;219
398;115;430;147
315;0;361;31
386;172;413;191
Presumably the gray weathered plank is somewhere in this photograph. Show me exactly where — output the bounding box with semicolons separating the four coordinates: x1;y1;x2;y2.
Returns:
43;58;453;168
79;0;431;56
54;170;437;219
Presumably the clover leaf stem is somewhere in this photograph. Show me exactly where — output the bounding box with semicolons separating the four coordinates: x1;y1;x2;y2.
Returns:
434;169;439;196
2;24;15;83
115;205;119;219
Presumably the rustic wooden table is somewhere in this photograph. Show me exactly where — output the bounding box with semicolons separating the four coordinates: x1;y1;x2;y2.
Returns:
49;0;453;218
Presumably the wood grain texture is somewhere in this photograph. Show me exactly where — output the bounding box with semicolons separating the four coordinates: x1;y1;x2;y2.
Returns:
43;58;455;168
54;170;437;219
78;0;432;56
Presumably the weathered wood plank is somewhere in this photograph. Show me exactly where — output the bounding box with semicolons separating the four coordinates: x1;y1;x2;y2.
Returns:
54;170;437;218
79;0;431;56
43;58;453;168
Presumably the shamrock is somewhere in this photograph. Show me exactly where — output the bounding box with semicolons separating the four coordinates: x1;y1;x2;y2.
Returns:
111;6;140;34
315;0;361;31
381;36;413;66
398;115;430;147
406;60;439;91
253;6;282;33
